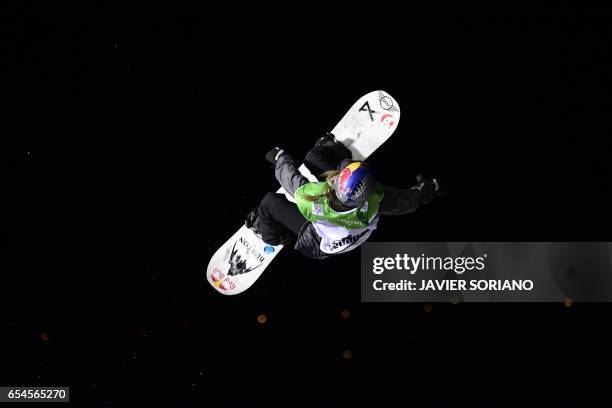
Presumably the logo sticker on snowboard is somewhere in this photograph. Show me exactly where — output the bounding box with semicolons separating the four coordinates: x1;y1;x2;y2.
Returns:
378;91;398;112
380;113;395;128
359;101;377;121
224;238;265;276
210;267;236;291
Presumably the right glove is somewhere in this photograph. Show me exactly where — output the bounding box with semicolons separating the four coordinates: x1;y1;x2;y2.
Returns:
415;174;444;203
265;147;285;165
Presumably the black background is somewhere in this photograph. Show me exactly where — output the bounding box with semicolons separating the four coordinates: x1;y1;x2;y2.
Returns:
4;2;612;406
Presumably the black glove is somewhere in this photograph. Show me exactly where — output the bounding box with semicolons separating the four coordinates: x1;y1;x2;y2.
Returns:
265;147;285;165
415;174;445;203
314;132;337;148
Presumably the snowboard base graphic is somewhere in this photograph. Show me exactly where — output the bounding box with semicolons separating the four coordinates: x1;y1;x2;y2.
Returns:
206;90;401;295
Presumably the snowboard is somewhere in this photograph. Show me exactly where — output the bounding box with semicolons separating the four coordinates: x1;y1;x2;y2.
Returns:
206;90;401;295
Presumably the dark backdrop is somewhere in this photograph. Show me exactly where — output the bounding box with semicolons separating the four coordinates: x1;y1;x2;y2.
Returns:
4;2;612;406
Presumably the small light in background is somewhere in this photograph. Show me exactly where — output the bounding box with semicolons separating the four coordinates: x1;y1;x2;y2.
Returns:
137;327;151;337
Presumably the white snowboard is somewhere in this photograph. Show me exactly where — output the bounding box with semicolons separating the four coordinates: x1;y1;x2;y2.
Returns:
206;90;400;295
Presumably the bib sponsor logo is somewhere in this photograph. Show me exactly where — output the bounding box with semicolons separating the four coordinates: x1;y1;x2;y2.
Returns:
312;203;324;216
330;230;369;250
337;218;367;228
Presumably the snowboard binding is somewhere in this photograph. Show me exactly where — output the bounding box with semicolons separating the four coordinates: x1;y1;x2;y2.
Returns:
245;207;263;239
245;207;293;246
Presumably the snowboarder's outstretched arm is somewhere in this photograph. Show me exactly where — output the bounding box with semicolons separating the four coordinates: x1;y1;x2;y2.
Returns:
266;147;309;197
379;176;440;216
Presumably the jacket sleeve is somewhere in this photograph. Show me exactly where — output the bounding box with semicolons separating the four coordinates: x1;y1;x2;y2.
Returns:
274;153;309;197
378;181;437;216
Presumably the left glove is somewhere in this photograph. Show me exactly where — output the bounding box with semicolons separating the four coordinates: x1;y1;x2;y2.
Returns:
265;147;285;165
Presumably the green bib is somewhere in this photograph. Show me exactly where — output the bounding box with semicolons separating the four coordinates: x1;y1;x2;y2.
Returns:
295;182;384;229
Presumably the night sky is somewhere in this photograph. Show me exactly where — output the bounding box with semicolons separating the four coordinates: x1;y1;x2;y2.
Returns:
4;2;612;406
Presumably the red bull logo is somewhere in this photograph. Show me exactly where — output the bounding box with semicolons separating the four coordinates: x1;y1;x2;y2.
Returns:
338;162;362;193
337;162;369;199
210;267;236;291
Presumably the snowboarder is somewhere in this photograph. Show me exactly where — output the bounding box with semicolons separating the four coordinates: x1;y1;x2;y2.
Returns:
245;133;441;260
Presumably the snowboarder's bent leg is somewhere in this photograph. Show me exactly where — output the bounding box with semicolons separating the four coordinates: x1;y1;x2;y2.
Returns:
258;192;306;245
304;135;352;180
